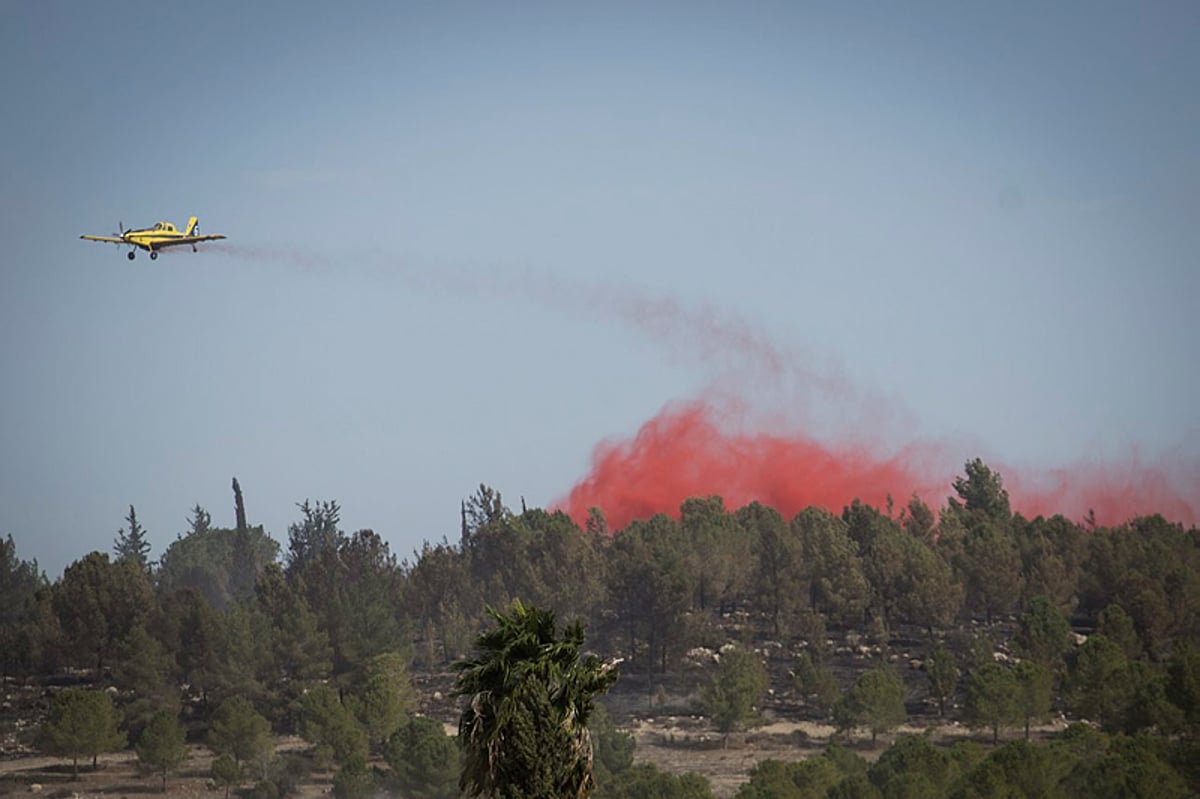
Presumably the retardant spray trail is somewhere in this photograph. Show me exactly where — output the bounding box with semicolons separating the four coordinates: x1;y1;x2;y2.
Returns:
208;243;1199;529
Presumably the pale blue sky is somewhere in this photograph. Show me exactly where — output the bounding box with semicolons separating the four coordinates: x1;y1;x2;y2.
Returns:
2;2;1197;577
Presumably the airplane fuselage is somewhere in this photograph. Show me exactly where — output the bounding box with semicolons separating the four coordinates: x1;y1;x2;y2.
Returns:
124;222;189;252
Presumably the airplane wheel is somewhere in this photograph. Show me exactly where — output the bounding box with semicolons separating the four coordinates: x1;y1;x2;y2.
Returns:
127;251;135;260
150;251;158;260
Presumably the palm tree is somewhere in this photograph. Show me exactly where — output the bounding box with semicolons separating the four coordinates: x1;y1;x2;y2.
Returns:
453;600;619;799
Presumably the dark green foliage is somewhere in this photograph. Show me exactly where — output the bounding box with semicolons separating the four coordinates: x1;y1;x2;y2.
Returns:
349;651;416;750
701;644;769;733
298;684;368;768
926;644;959;717
902;495;936;542
1015;596;1071;668
331;754;377;799
136;710;187;791
267;751;314;799
950;738;1065;799
848;502;961;637
1096;603;1143;661
964;663;1018;744
590;704;635;788
5;478;1199;799
53;551;155;671
209;696;272;770
0;535;44;678
113;623;180;742
603;763;714;799
960;633;998;676
795;507;869;627
896;536;963;638
211;753;242;799
327;528;411;668
742;502;798;637
868;735;953;797
1165;643;1200;730
284;500;409;676
1116;572;1175;656
113;505;152;569
1011;660;1052;739
682;496;752;614
518;506;606;626
1079;516;1200;656
793;651;840;716
950;460;1011;522
944;462;1025;624
1120;660;1181;734
606;515;691;684
946;740;988;775
158;509;278;609
39;688;126;778
405;539;477;668
1066;634;1130;730
454;600;618;799
734;758;805;799
212;606;273;711
463;484;507;541
1013;515;1083;614
784;730;1200;799
844;502;907;629
158;587;221;701
827;775;882;799
254;563;332;686
385;715;460;799
837;667;906;744
286;499;343;575
1058;733;1191;799
736;757;844;799
959;524;1023;624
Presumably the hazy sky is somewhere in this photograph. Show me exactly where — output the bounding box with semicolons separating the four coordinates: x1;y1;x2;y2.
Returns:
2;2;1197;578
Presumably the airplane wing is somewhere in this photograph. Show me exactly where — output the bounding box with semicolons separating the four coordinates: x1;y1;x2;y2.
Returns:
80;235;125;244
161;234;227;246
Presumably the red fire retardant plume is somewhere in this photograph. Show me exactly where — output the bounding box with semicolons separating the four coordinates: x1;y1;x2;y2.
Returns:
555;400;945;530
555;400;1199;530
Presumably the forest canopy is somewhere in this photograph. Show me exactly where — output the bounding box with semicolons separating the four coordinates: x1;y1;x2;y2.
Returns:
1;460;1197;796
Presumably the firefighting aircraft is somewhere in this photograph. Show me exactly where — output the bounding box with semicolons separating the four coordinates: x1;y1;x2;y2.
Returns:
80;217;226;260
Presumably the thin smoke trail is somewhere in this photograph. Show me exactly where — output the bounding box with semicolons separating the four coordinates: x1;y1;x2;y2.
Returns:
208;242;863;403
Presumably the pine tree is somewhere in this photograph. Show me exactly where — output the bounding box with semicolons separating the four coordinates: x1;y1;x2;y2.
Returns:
136;710;187;791
39;688;126;778
114;505;152;569
701;645;768;734
210;754;241;799
208;696;272;772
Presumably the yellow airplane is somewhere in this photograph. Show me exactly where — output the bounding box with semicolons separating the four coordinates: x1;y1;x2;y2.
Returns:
80;217;226;260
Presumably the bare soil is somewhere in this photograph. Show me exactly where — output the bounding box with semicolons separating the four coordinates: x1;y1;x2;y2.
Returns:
629;716;1068;798
0;717;1069;799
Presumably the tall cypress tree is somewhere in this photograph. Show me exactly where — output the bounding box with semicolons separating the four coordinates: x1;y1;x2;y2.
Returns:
229;478;260;601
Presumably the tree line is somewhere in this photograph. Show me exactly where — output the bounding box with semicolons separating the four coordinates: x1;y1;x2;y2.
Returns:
1;461;1198;797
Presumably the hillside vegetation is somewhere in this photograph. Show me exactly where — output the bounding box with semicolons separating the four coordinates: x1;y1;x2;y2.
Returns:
1;462;1197;797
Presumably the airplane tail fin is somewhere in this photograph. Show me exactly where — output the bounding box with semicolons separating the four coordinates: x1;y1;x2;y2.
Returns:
184;216;199;236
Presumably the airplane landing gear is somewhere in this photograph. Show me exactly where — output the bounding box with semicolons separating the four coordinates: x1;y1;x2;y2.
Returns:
127;251;135;260
149;251;158;260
